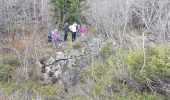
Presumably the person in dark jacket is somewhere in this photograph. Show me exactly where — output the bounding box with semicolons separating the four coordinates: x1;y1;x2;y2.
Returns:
48;28;52;42
63;22;69;41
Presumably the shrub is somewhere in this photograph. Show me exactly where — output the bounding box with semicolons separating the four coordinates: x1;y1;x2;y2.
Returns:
3;56;20;67
99;41;113;59
123;44;170;94
0;65;12;81
124;44;170;77
0;55;20;81
78;58;166;99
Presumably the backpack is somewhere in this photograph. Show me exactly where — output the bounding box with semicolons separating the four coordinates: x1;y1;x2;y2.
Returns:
51;31;58;40
48;30;52;42
48;34;52;42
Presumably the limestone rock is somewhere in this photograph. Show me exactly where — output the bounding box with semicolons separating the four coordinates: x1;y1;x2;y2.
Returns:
46;56;55;65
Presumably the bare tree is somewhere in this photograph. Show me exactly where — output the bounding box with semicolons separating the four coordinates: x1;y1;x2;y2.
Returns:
0;0;53;69
84;0;170;44
84;0;135;46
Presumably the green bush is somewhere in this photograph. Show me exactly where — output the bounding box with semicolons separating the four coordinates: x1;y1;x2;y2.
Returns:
124;49;143;72
123;44;170;90
51;0;81;24
78;44;170;99
79;60;116;99
99;41;113;59
146;45;166;73
0;65;12;81
3;56;20;67
78;59;165;99
0;55;20;81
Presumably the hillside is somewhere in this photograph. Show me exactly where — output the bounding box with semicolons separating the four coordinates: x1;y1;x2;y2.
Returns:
0;0;170;100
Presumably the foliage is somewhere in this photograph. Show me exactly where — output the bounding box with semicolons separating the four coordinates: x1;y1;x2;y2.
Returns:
0;65;12;81
79;58;166;99
124;44;170;81
1;42;169;99
51;0;81;24
0;55;20;81
3;56;21;67
99;41;113;59
63;63;68;71
121;43;170;97
78;43;170;99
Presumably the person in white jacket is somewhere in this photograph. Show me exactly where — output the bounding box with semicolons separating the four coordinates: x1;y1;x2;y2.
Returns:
69;23;77;42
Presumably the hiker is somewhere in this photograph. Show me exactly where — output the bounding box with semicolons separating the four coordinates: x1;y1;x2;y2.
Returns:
51;29;58;40
79;25;87;37
76;24;81;37
47;27;53;42
69;23;77;42
51;29;58;48
63;22;69;41
48;31;52;42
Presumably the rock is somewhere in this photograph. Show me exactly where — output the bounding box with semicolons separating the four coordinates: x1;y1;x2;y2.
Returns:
36;60;42;68
0;60;3;65
56;52;66;67
56;52;65;60
45;66;51;74
67;59;72;69
93;38;101;47
67;58;76;70
43;73;51;84
40;36;105;87
69;68;80;86
62;71;70;81
53;70;62;79
62;71;72;87
81;47;85;54
65;50;72;58
70;49;81;57
46;56;55;65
